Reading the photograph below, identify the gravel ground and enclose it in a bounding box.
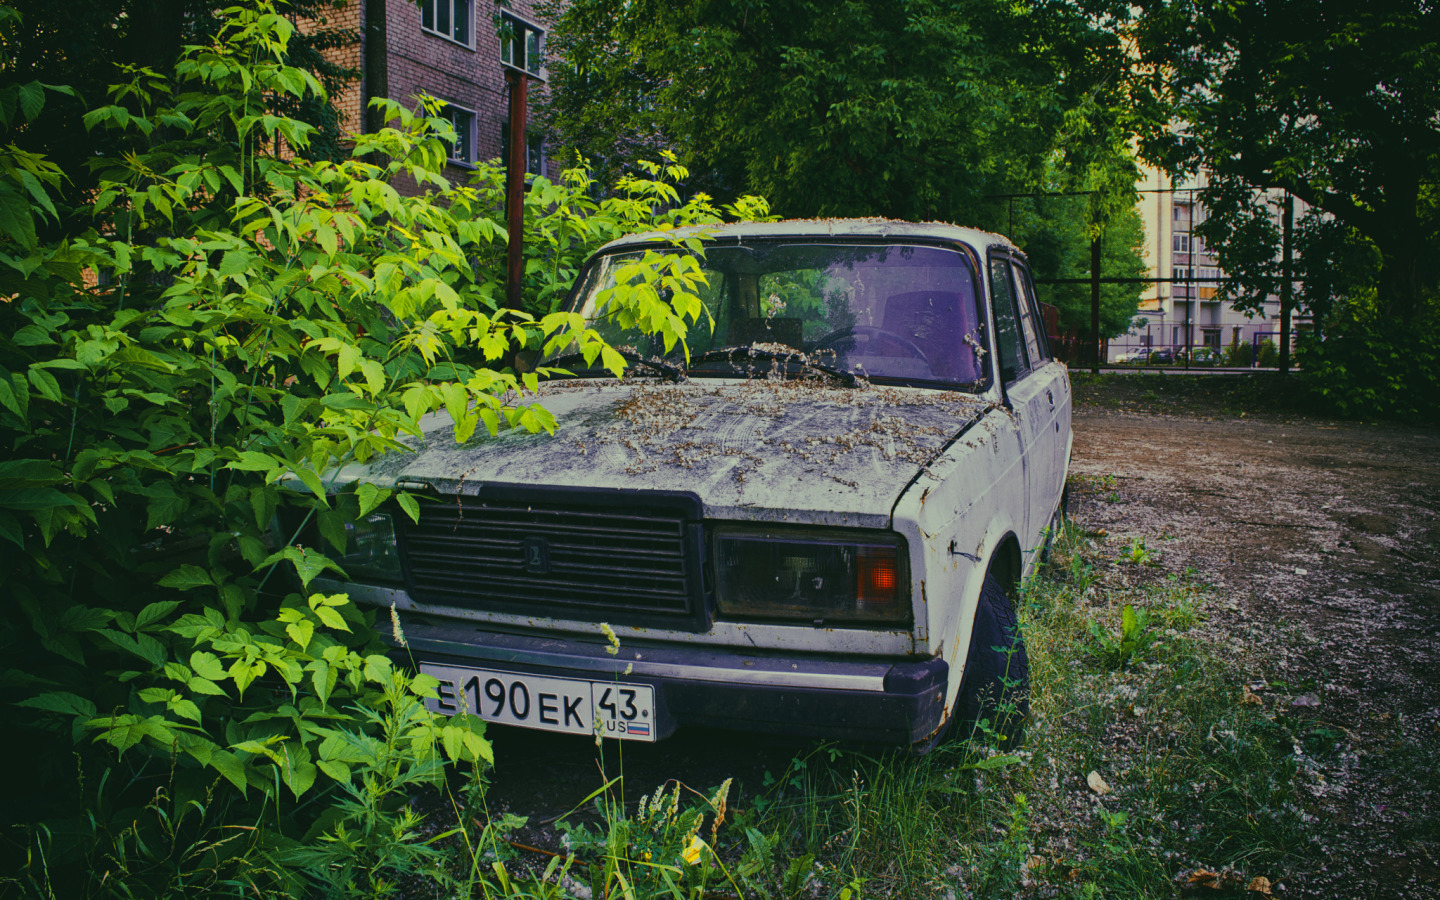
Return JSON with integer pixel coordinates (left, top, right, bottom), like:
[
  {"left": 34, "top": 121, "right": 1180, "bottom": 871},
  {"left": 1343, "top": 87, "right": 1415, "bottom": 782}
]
[{"left": 1067, "top": 391, "right": 1440, "bottom": 899}]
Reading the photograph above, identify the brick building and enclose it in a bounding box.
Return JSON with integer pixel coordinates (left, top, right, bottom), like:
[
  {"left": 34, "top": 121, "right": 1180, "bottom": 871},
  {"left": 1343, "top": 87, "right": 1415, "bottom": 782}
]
[{"left": 305, "top": 0, "right": 551, "bottom": 182}]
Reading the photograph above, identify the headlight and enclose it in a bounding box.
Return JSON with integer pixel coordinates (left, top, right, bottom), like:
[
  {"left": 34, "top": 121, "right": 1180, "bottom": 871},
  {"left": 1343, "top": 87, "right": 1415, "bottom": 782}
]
[
  {"left": 339, "top": 511, "right": 403, "bottom": 584},
  {"left": 713, "top": 526, "right": 910, "bottom": 625}
]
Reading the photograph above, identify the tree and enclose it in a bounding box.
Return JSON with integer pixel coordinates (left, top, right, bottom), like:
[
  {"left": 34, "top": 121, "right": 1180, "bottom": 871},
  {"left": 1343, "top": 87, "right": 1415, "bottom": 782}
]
[
  {"left": 538, "top": 0, "right": 1141, "bottom": 222},
  {"left": 1007, "top": 194, "right": 1149, "bottom": 340},
  {"left": 1131, "top": 0, "right": 1440, "bottom": 327},
  {"left": 0, "top": 0, "right": 358, "bottom": 217}
]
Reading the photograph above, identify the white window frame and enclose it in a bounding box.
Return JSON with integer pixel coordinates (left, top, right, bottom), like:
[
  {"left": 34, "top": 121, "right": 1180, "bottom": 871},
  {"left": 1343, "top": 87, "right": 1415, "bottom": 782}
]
[
  {"left": 438, "top": 101, "right": 476, "bottom": 167},
  {"left": 421, "top": 0, "right": 475, "bottom": 48}
]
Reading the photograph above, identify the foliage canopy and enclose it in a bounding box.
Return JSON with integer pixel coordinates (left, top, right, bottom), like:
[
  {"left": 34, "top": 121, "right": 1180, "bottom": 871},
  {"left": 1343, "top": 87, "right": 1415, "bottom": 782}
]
[
  {"left": 1131, "top": 0, "right": 1439, "bottom": 417},
  {"left": 539, "top": 0, "right": 1150, "bottom": 340}
]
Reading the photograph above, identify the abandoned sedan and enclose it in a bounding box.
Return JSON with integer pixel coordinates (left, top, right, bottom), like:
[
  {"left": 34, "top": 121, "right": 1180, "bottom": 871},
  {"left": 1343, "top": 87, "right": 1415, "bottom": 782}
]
[{"left": 319, "top": 219, "right": 1071, "bottom": 748}]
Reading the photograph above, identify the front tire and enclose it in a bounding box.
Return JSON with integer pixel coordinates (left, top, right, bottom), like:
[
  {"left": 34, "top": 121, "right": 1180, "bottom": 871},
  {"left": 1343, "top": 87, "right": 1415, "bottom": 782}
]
[{"left": 952, "top": 573, "right": 1030, "bottom": 748}]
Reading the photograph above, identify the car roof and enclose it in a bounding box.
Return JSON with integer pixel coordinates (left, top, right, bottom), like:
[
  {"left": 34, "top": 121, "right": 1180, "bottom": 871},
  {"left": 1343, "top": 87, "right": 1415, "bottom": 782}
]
[{"left": 597, "top": 218, "right": 1017, "bottom": 255}]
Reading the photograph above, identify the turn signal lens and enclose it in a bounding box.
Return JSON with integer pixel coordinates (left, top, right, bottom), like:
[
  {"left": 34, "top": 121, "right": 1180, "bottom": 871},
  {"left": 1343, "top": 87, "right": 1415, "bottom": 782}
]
[{"left": 857, "top": 546, "right": 900, "bottom": 612}]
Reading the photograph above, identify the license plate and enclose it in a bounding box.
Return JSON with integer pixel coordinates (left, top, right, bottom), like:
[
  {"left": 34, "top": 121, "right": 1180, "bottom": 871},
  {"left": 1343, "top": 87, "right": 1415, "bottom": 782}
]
[{"left": 420, "top": 663, "right": 658, "bottom": 742}]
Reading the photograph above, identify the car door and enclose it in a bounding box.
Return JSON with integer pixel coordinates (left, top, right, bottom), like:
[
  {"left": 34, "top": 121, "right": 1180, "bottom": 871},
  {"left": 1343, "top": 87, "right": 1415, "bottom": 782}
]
[
  {"left": 987, "top": 253, "right": 1052, "bottom": 562},
  {"left": 1012, "top": 260, "right": 1070, "bottom": 530}
]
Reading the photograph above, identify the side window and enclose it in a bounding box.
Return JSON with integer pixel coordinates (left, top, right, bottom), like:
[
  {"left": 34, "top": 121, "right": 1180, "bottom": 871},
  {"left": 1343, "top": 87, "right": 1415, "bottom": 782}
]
[
  {"left": 1012, "top": 263, "right": 1046, "bottom": 363},
  {"left": 988, "top": 257, "right": 1029, "bottom": 385}
]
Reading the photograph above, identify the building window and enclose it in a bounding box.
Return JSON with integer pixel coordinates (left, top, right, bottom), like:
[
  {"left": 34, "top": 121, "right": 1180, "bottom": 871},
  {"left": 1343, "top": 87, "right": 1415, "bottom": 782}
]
[
  {"left": 422, "top": 0, "right": 473, "bottom": 46},
  {"left": 1172, "top": 233, "right": 1191, "bottom": 253},
  {"left": 440, "top": 103, "right": 475, "bottom": 165},
  {"left": 501, "top": 125, "right": 547, "bottom": 177}
]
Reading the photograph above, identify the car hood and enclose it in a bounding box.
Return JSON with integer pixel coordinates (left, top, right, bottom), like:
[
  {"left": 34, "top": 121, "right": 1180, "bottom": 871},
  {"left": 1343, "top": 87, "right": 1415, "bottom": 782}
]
[{"left": 342, "top": 378, "right": 990, "bottom": 528}]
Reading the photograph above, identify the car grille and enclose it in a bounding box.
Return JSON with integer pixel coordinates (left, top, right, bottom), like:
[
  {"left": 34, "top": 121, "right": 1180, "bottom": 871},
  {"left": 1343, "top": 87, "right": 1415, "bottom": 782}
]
[{"left": 399, "top": 487, "right": 707, "bottom": 631}]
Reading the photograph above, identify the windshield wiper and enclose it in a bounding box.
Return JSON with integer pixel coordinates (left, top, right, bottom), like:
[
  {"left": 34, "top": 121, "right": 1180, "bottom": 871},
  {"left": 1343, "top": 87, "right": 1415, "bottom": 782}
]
[
  {"left": 546, "top": 349, "right": 687, "bottom": 382},
  {"left": 690, "top": 346, "right": 859, "bottom": 386}
]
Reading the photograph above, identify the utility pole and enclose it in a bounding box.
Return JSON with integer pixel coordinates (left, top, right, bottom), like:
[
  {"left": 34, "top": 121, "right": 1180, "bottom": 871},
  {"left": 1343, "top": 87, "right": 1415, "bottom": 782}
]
[
  {"left": 498, "top": 12, "right": 547, "bottom": 312},
  {"left": 504, "top": 71, "right": 528, "bottom": 311},
  {"left": 1090, "top": 236, "right": 1102, "bottom": 374},
  {"left": 1279, "top": 192, "right": 1294, "bottom": 375}
]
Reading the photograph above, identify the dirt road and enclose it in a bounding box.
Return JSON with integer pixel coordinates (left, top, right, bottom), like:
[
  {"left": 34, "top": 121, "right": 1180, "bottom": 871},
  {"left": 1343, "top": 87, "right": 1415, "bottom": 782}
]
[{"left": 1068, "top": 402, "right": 1440, "bottom": 898}]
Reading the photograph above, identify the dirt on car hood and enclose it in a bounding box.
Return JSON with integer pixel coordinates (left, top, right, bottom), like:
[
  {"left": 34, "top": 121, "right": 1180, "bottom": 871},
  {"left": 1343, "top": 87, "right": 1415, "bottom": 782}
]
[{"left": 347, "top": 378, "right": 991, "bottom": 528}]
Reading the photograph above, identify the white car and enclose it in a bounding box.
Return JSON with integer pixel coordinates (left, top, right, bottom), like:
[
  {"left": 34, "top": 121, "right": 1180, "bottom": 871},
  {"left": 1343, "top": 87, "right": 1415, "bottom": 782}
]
[{"left": 319, "top": 220, "right": 1072, "bottom": 748}]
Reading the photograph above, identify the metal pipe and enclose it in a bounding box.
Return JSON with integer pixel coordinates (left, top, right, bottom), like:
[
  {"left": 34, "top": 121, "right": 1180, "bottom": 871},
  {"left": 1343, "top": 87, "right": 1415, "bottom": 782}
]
[{"left": 505, "top": 70, "right": 528, "bottom": 311}]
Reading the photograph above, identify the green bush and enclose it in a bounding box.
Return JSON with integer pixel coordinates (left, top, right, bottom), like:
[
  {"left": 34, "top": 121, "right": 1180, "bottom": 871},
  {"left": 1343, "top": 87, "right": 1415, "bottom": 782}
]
[
  {"left": 1297, "top": 308, "right": 1440, "bottom": 422},
  {"left": 1255, "top": 337, "right": 1279, "bottom": 368},
  {"left": 1223, "top": 336, "right": 1253, "bottom": 367},
  {"left": 0, "top": 4, "right": 766, "bottom": 894}
]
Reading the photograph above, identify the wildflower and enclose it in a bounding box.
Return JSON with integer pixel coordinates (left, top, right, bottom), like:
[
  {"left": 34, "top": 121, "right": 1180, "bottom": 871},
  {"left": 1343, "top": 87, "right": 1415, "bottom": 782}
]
[
  {"left": 600, "top": 622, "right": 620, "bottom": 656},
  {"left": 390, "top": 602, "right": 407, "bottom": 648},
  {"left": 709, "top": 777, "right": 733, "bottom": 841}
]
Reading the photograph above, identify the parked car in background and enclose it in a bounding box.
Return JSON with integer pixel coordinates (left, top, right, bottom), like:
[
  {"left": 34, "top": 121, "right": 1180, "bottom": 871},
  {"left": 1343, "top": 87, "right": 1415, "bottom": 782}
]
[
  {"left": 1113, "top": 349, "right": 1149, "bottom": 364},
  {"left": 310, "top": 220, "right": 1072, "bottom": 750},
  {"left": 1146, "top": 347, "right": 1176, "bottom": 365},
  {"left": 1179, "top": 346, "right": 1220, "bottom": 366}
]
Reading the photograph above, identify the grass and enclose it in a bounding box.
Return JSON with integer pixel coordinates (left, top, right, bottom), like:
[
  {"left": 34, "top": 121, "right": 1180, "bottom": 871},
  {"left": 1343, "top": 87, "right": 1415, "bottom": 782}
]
[
  {"left": 18, "top": 521, "right": 1319, "bottom": 898},
  {"left": 1069, "top": 371, "right": 1316, "bottom": 420},
  {"left": 702, "top": 520, "right": 1319, "bottom": 899}
]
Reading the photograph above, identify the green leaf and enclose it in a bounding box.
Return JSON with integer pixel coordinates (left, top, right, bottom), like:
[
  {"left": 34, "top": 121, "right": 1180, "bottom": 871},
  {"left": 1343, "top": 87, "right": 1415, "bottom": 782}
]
[
  {"left": 295, "top": 467, "right": 326, "bottom": 502},
  {"left": 309, "top": 661, "right": 336, "bottom": 707},
  {"left": 135, "top": 601, "right": 182, "bottom": 631},
  {"left": 187, "top": 676, "right": 228, "bottom": 697},
  {"left": 228, "top": 450, "right": 277, "bottom": 472},
  {"left": 209, "top": 748, "right": 249, "bottom": 792},
  {"left": 317, "top": 509, "right": 346, "bottom": 554},
  {"left": 18, "top": 691, "right": 97, "bottom": 719},
  {"left": 190, "top": 650, "right": 227, "bottom": 680},
  {"left": 286, "top": 618, "right": 315, "bottom": 649},
  {"left": 169, "top": 697, "right": 202, "bottom": 724},
  {"left": 0, "top": 511, "right": 22, "bottom": 548},
  {"left": 263, "top": 546, "right": 343, "bottom": 590},
  {"left": 397, "top": 491, "right": 420, "bottom": 524},
  {"left": 159, "top": 565, "right": 213, "bottom": 592},
  {"left": 26, "top": 367, "right": 62, "bottom": 403},
  {"left": 279, "top": 743, "right": 317, "bottom": 798},
  {"left": 12, "top": 324, "right": 54, "bottom": 346},
  {"left": 313, "top": 605, "right": 349, "bottom": 632},
  {"left": 0, "top": 488, "right": 71, "bottom": 511},
  {"left": 356, "top": 483, "right": 391, "bottom": 518}
]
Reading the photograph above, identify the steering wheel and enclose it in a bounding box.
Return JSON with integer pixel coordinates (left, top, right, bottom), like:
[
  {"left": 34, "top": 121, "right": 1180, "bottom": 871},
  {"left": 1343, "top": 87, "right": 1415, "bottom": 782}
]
[{"left": 813, "top": 325, "right": 931, "bottom": 366}]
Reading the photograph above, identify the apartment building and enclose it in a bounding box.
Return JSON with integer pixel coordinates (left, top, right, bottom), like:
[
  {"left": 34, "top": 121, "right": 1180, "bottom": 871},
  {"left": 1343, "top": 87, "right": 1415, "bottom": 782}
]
[
  {"left": 1119, "top": 165, "right": 1303, "bottom": 363},
  {"left": 308, "top": 0, "right": 551, "bottom": 184}
]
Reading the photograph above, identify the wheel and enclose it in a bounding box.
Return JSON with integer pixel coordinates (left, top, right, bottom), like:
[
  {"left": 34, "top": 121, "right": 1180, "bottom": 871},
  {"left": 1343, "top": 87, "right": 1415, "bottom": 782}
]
[
  {"left": 952, "top": 573, "right": 1029, "bottom": 748},
  {"left": 813, "top": 325, "right": 930, "bottom": 365}
]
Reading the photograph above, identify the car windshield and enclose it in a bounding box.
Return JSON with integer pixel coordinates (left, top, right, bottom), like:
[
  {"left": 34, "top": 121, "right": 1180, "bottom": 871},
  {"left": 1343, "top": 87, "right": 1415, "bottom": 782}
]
[{"left": 552, "top": 241, "right": 989, "bottom": 389}]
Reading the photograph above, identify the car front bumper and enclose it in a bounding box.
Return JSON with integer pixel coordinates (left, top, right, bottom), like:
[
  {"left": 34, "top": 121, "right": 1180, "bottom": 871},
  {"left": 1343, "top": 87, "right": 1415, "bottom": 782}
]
[{"left": 394, "top": 618, "right": 949, "bottom": 745}]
